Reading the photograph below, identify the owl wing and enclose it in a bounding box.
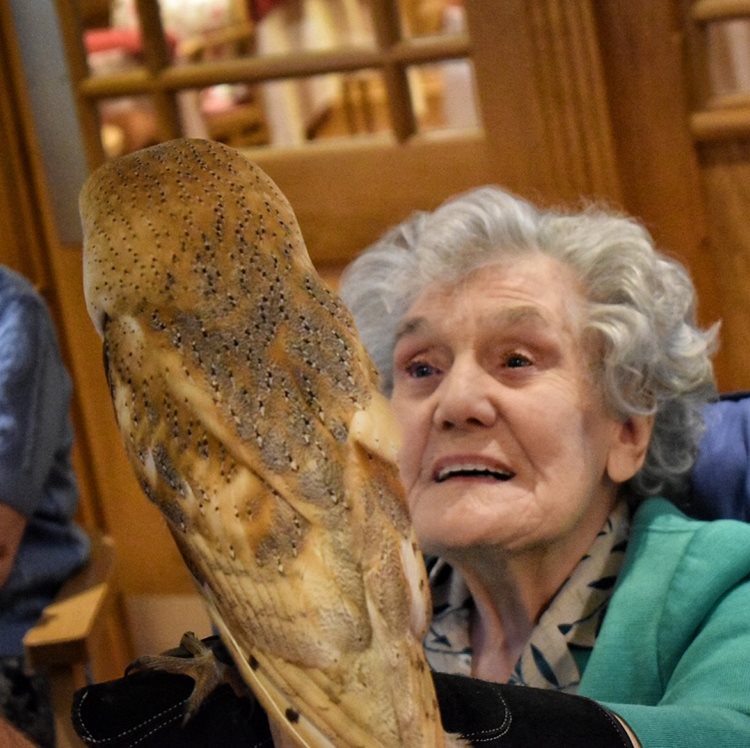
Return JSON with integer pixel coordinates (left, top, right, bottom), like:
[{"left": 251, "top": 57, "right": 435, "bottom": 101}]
[
  {"left": 103, "top": 310, "right": 438, "bottom": 747},
  {"left": 84, "top": 137, "right": 444, "bottom": 747}
]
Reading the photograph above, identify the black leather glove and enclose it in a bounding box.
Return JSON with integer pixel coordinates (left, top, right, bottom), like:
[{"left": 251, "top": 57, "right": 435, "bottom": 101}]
[
  {"left": 72, "top": 637, "right": 273, "bottom": 748},
  {"left": 433, "top": 671, "right": 634, "bottom": 746},
  {"left": 72, "top": 638, "right": 633, "bottom": 747}
]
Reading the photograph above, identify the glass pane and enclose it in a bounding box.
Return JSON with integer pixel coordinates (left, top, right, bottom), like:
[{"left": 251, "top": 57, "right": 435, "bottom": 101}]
[
  {"left": 83, "top": 1, "right": 482, "bottom": 151},
  {"left": 195, "top": 83, "right": 269, "bottom": 146},
  {"left": 112, "top": 0, "right": 247, "bottom": 45},
  {"left": 707, "top": 19, "right": 750, "bottom": 98},
  {"left": 264, "top": 70, "right": 391, "bottom": 145},
  {"left": 186, "top": 72, "right": 393, "bottom": 150},
  {"left": 409, "top": 59, "right": 480, "bottom": 133},
  {"left": 398, "top": 0, "right": 467, "bottom": 39},
  {"left": 85, "top": 26, "right": 146, "bottom": 80},
  {"left": 98, "top": 95, "right": 160, "bottom": 158},
  {"left": 83, "top": 0, "right": 256, "bottom": 69},
  {"left": 254, "top": 0, "right": 376, "bottom": 57}
]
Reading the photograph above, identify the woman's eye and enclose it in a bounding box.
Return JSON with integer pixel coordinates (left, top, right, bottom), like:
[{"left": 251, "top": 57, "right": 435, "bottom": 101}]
[
  {"left": 504, "top": 353, "right": 533, "bottom": 369},
  {"left": 406, "top": 361, "right": 436, "bottom": 378}
]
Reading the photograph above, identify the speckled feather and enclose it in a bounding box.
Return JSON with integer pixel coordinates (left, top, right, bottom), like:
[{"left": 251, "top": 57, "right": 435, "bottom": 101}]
[{"left": 80, "top": 139, "right": 447, "bottom": 746}]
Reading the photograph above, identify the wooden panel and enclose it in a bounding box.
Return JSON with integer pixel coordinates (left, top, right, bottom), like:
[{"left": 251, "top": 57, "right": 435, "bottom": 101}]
[
  {"left": 698, "top": 141, "right": 750, "bottom": 391},
  {"left": 466, "top": 0, "right": 620, "bottom": 202},
  {"left": 247, "top": 132, "right": 494, "bottom": 265},
  {"left": 0, "top": 7, "right": 49, "bottom": 286},
  {"left": 527, "top": 0, "right": 621, "bottom": 200},
  {"left": 686, "top": 0, "right": 750, "bottom": 142},
  {"left": 677, "top": 0, "right": 750, "bottom": 390},
  {"left": 593, "top": 0, "right": 723, "bottom": 338}
]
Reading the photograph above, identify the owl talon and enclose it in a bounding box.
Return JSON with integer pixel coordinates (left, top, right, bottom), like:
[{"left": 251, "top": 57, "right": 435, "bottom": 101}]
[
  {"left": 127, "top": 631, "right": 224, "bottom": 721},
  {"left": 177, "top": 630, "right": 211, "bottom": 658}
]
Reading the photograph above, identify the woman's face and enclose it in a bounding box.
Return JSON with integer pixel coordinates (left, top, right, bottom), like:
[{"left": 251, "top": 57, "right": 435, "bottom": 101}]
[{"left": 391, "top": 255, "right": 646, "bottom": 560}]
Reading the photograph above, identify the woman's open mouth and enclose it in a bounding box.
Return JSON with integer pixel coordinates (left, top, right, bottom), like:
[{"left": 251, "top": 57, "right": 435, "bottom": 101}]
[{"left": 434, "top": 462, "right": 515, "bottom": 482}]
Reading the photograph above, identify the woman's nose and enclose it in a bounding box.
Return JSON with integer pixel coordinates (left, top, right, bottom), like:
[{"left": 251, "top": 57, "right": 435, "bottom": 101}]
[{"left": 432, "top": 358, "right": 497, "bottom": 430}]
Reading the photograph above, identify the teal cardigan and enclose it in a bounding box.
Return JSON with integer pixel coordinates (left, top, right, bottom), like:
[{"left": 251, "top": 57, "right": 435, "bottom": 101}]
[{"left": 579, "top": 498, "right": 750, "bottom": 747}]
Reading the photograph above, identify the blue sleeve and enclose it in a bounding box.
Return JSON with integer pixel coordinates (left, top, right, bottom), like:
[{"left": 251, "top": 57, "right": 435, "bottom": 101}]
[
  {"left": 689, "top": 394, "right": 750, "bottom": 522},
  {"left": 0, "top": 297, "right": 69, "bottom": 517}
]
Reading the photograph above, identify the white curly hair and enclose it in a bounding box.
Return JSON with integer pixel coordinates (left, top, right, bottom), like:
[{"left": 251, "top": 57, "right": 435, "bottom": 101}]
[{"left": 339, "top": 186, "right": 719, "bottom": 500}]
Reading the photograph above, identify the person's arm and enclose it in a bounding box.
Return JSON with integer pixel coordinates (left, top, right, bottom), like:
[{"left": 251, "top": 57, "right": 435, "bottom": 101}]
[
  {"left": 587, "top": 515, "right": 750, "bottom": 747},
  {"left": 0, "top": 298, "right": 44, "bottom": 590},
  {"left": 599, "top": 574, "right": 750, "bottom": 747},
  {"left": 0, "top": 501, "right": 27, "bottom": 588},
  {"left": 0, "top": 296, "right": 66, "bottom": 539}
]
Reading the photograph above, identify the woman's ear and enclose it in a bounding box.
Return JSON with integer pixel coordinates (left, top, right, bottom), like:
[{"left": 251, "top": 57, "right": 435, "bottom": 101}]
[{"left": 606, "top": 414, "right": 655, "bottom": 484}]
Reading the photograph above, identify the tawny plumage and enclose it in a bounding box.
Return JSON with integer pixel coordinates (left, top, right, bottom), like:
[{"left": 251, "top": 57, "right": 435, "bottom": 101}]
[{"left": 80, "top": 139, "right": 447, "bottom": 746}]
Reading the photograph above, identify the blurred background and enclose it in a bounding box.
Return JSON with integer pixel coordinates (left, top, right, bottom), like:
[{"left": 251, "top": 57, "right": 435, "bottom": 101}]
[{"left": 2, "top": 0, "right": 750, "bottom": 709}]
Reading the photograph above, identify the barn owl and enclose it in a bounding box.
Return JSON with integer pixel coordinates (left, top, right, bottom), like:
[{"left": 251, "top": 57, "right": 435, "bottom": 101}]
[{"left": 80, "top": 139, "right": 453, "bottom": 746}]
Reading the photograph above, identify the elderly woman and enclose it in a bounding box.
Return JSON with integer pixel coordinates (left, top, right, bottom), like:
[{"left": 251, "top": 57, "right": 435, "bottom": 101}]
[
  {"left": 338, "top": 186, "right": 750, "bottom": 746},
  {"left": 73, "top": 187, "right": 750, "bottom": 747}
]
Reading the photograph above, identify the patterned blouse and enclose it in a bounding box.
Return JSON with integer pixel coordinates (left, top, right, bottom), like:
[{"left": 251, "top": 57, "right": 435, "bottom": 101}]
[{"left": 424, "top": 501, "right": 631, "bottom": 693}]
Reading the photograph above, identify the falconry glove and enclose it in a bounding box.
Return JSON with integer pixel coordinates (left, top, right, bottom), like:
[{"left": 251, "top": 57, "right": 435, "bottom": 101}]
[{"left": 72, "top": 636, "right": 634, "bottom": 747}]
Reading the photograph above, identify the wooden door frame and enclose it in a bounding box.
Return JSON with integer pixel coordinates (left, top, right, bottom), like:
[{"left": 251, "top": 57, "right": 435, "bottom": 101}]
[{"left": 0, "top": 0, "right": 133, "bottom": 674}]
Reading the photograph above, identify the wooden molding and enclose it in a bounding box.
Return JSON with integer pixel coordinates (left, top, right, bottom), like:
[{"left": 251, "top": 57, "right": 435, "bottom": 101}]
[
  {"left": 693, "top": 0, "right": 750, "bottom": 23},
  {"left": 692, "top": 105, "right": 750, "bottom": 140},
  {"left": 465, "top": 0, "right": 621, "bottom": 202}
]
